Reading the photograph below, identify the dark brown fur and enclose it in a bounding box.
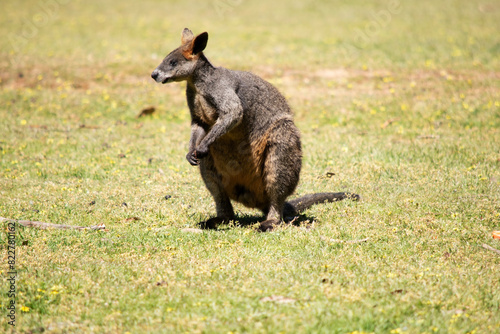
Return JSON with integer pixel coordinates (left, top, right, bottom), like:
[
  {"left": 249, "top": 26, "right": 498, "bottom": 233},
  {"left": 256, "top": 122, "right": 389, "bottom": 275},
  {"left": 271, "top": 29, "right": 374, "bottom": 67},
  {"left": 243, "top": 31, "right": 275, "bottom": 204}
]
[{"left": 151, "top": 28, "right": 359, "bottom": 231}]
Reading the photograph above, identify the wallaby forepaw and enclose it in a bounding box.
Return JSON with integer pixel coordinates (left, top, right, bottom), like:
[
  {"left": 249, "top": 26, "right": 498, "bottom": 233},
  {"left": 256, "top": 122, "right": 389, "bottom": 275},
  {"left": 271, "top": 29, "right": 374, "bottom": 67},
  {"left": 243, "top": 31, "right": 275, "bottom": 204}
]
[
  {"left": 258, "top": 219, "right": 280, "bottom": 232},
  {"left": 186, "top": 151, "right": 200, "bottom": 166},
  {"left": 194, "top": 145, "right": 209, "bottom": 159}
]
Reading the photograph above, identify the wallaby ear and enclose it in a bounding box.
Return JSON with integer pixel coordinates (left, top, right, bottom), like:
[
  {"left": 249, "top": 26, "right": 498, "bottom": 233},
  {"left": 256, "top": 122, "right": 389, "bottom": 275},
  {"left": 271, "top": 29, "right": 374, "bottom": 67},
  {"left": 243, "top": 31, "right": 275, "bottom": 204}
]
[
  {"left": 191, "top": 32, "right": 208, "bottom": 55},
  {"left": 181, "top": 28, "right": 194, "bottom": 44}
]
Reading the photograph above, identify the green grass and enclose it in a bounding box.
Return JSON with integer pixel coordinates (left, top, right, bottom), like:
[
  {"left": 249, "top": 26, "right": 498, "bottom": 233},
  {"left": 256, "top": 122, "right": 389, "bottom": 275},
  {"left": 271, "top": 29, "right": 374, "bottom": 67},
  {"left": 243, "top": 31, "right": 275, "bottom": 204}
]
[{"left": 1, "top": 0, "right": 499, "bottom": 333}]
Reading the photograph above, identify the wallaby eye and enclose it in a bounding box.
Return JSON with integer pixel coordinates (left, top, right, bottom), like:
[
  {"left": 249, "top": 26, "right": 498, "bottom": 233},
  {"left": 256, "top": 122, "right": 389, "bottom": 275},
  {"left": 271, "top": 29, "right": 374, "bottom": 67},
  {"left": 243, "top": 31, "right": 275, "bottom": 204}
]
[{"left": 169, "top": 60, "right": 178, "bottom": 67}]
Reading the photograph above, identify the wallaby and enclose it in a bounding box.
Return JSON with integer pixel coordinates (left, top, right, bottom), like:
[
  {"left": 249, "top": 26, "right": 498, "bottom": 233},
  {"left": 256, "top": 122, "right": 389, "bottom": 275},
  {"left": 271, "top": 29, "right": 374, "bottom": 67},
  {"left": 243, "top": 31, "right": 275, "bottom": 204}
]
[{"left": 151, "top": 28, "right": 359, "bottom": 231}]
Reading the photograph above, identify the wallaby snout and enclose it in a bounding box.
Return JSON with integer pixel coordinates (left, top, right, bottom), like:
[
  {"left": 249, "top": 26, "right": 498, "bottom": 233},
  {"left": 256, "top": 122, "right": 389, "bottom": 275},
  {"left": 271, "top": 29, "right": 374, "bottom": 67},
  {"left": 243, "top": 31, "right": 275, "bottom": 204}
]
[
  {"left": 151, "top": 53, "right": 185, "bottom": 84},
  {"left": 151, "top": 68, "right": 171, "bottom": 84},
  {"left": 151, "top": 70, "right": 160, "bottom": 81}
]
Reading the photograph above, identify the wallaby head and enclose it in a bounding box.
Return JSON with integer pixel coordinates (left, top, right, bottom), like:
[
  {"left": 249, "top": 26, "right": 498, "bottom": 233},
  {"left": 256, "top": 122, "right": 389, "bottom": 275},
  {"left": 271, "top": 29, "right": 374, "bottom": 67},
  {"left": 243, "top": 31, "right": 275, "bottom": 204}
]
[{"left": 151, "top": 28, "right": 209, "bottom": 84}]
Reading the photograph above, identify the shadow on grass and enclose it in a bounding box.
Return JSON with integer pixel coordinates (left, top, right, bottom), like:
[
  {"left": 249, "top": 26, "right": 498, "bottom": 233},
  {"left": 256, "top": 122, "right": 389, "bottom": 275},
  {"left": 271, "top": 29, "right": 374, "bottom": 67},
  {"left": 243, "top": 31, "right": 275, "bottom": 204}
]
[{"left": 200, "top": 213, "right": 316, "bottom": 231}]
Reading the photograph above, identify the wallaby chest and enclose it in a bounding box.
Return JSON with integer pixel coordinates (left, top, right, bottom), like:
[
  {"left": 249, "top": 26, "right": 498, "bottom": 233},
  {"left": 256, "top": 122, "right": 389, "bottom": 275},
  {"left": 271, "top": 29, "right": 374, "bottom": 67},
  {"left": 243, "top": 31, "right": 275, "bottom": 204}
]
[{"left": 192, "top": 92, "right": 218, "bottom": 127}]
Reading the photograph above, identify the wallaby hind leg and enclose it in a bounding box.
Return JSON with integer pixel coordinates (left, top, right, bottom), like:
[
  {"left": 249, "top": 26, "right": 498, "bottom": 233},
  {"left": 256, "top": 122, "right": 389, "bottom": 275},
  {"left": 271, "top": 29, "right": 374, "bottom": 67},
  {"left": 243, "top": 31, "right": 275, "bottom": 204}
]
[
  {"left": 259, "top": 120, "right": 302, "bottom": 232},
  {"left": 199, "top": 155, "right": 235, "bottom": 229}
]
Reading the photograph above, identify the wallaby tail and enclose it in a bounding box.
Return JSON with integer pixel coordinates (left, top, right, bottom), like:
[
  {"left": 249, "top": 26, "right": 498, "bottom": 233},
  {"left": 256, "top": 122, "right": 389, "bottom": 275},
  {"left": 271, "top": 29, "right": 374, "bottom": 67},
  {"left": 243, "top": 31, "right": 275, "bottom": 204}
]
[{"left": 283, "top": 192, "right": 360, "bottom": 217}]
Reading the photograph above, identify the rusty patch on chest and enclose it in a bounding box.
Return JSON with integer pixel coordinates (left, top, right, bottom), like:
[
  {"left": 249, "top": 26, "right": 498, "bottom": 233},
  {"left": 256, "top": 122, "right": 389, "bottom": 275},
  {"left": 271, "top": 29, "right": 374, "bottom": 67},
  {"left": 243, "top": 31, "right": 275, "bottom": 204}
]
[{"left": 194, "top": 94, "right": 218, "bottom": 126}]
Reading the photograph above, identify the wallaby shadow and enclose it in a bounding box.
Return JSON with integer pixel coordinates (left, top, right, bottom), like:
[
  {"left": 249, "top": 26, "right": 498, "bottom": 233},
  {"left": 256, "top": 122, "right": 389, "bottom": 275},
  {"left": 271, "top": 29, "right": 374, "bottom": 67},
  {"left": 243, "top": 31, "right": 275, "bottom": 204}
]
[{"left": 206, "top": 213, "right": 316, "bottom": 231}]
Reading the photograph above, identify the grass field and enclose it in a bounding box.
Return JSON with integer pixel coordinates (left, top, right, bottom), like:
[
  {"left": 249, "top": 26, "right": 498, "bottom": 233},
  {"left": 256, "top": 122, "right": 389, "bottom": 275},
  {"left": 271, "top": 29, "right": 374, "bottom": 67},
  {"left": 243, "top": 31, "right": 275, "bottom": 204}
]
[{"left": 1, "top": 0, "right": 499, "bottom": 333}]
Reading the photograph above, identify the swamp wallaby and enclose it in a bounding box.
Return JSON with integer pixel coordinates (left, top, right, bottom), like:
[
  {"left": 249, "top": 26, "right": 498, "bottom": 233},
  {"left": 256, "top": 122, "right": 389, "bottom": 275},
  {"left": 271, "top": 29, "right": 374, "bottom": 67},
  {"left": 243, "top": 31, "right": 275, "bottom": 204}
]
[{"left": 151, "top": 28, "right": 359, "bottom": 231}]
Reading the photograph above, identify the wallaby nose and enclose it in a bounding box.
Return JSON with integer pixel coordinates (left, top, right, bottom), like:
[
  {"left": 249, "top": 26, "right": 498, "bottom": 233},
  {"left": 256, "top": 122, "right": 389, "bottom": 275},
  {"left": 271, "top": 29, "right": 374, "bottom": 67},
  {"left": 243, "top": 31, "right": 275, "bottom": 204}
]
[{"left": 151, "top": 71, "right": 159, "bottom": 81}]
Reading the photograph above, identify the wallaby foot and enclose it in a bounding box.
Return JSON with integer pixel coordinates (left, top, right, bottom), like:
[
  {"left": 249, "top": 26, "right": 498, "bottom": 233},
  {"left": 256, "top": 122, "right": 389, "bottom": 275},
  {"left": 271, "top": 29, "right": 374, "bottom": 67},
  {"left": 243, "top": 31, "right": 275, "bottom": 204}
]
[
  {"left": 199, "top": 217, "right": 230, "bottom": 230},
  {"left": 258, "top": 219, "right": 280, "bottom": 232}
]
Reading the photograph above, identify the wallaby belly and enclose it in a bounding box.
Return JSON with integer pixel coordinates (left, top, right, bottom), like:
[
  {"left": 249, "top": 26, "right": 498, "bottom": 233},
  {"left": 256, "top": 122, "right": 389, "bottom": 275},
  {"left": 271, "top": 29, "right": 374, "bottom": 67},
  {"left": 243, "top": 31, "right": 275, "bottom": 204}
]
[{"left": 209, "top": 135, "right": 269, "bottom": 210}]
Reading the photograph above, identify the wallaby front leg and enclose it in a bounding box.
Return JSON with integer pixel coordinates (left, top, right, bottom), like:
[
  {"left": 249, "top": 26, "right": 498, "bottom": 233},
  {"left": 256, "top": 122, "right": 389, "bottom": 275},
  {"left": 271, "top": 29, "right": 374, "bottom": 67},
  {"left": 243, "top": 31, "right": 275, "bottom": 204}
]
[
  {"left": 195, "top": 90, "right": 243, "bottom": 158},
  {"left": 186, "top": 123, "right": 206, "bottom": 166}
]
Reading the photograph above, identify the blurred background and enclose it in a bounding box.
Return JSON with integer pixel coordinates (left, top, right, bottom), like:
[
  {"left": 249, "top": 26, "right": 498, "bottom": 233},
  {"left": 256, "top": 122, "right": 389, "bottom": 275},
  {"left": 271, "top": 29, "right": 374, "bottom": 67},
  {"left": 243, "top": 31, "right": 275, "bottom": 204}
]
[
  {"left": 2, "top": 0, "right": 499, "bottom": 73},
  {"left": 1, "top": 0, "right": 498, "bottom": 127}
]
